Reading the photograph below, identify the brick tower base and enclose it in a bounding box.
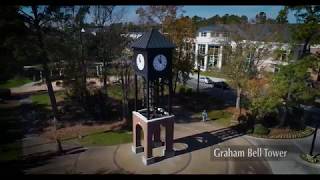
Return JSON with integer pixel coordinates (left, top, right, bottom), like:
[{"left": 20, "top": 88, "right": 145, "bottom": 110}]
[{"left": 132, "top": 109, "right": 175, "bottom": 165}]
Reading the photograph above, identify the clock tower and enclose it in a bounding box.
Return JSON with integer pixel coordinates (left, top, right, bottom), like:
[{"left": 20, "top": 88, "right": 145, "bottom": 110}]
[{"left": 131, "top": 29, "right": 176, "bottom": 165}]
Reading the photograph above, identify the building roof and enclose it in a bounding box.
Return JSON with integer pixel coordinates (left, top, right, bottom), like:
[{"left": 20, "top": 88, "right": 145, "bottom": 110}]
[
  {"left": 130, "top": 29, "right": 176, "bottom": 49},
  {"left": 197, "top": 24, "right": 292, "bottom": 42}
]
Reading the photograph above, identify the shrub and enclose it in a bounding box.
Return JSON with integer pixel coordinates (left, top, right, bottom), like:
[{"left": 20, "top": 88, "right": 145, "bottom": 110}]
[
  {"left": 253, "top": 124, "right": 270, "bottom": 135},
  {"left": 179, "top": 86, "right": 186, "bottom": 94},
  {"left": 186, "top": 88, "right": 193, "bottom": 95},
  {"left": 300, "top": 153, "right": 320, "bottom": 164},
  {"left": 246, "top": 129, "right": 253, "bottom": 134},
  {"left": 288, "top": 106, "right": 305, "bottom": 130},
  {"left": 250, "top": 96, "right": 281, "bottom": 122}
]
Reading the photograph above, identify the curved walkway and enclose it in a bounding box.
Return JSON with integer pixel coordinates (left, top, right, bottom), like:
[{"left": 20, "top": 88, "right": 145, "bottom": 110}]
[
  {"left": 243, "top": 131, "right": 320, "bottom": 174},
  {"left": 24, "top": 121, "right": 273, "bottom": 174}
]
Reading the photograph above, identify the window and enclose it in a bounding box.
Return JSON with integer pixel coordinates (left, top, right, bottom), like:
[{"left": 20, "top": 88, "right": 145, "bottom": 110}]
[
  {"left": 198, "top": 44, "right": 206, "bottom": 55},
  {"left": 213, "top": 46, "right": 219, "bottom": 66},
  {"left": 201, "top": 32, "right": 207, "bottom": 37},
  {"left": 208, "top": 46, "right": 220, "bottom": 68},
  {"left": 199, "top": 56, "right": 205, "bottom": 68}
]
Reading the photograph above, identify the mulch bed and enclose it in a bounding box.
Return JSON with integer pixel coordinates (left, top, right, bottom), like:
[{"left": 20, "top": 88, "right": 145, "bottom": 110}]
[{"left": 249, "top": 127, "right": 314, "bottom": 139}]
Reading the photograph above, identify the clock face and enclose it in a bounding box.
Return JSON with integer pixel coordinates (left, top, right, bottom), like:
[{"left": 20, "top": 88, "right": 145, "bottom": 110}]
[
  {"left": 153, "top": 54, "right": 167, "bottom": 71},
  {"left": 136, "top": 54, "right": 145, "bottom": 70}
]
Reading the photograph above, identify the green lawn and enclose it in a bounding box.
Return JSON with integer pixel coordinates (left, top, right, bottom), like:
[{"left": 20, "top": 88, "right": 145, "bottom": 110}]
[
  {"left": 0, "top": 106, "right": 23, "bottom": 145},
  {"left": 108, "top": 85, "right": 123, "bottom": 101},
  {"left": 0, "top": 106, "right": 22, "bottom": 162},
  {"left": 0, "top": 77, "right": 32, "bottom": 89},
  {"left": 200, "top": 70, "right": 229, "bottom": 80},
  {"left": 194, "top": 109, "right": 233, "bottom": 126},
  {"left": 0, "top": 142, "right": 22, "bottom": 161},
  {"left": 79, "top": 131, "right": 132, "bottom": 146},
  {"left": 31, "top": 91, "right": 65, "bottom": 106}
]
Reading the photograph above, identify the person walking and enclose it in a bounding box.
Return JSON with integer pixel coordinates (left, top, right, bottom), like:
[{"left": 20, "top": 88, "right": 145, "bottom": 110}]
[{"left": 202, "top": 109, "right": 208, "bottom": 122}]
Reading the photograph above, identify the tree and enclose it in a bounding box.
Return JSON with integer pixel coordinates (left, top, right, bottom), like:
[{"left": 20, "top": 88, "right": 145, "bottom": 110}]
[
  {"left": 136, "top": 6, "right": 184, "bottom": 32},
  {"left": 191, "top": 15, "right": 207, "bottom": 29},
  {"left": 91, "top": 6, "right": 125, "bottom": 92},
  {"left": 288, "top": 6, "right": 320, "bottom": 57},
  {"left": 223, "top": 37, "right": 271, "bottom": 120},
  {"left": 240, "top": 15, "right": 249, "bottom": 24},
  {"left": 270, "top": 56, "right": 317, "bottom": 128},
  {"left": 19, "top": 5, "right": 66, "bottom": 153},
  {"left": 52, "top": 6, "right": 90, "bottom": 104},
  {"left": 114, "top": 34, "right": 133, "bottom": 127},
  {"left": 75, "top": 6, "right": 90, "bottom": 103},
  {"left": 0, "top": 6, "right": 29, "bottom": 82},
  {"left": 276, "top": 7, "right": 289, "bottom": 24},
  {"left": 164, "top": 16, "right": 195, "bottom": 93},
  {"left": 255, "top": 12, "right": 267, "bottom": 24}
]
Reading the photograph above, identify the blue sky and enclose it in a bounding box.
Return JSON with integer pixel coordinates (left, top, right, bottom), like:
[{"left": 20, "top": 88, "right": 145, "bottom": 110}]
[{"left": 121, "top": 5, "right": 296, "bottom": 23}]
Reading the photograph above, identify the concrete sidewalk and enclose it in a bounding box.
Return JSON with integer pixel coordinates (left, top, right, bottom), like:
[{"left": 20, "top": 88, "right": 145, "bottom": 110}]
[
  {"left": 23, "top": 122, "right": 272, "bottom": 174},
  {"left": 244, "top": 131, "right": 320, "bottom": 174}
]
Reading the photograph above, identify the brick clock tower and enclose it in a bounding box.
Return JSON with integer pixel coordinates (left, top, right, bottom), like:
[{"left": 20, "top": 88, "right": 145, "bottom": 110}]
[{"left": 131, "top": 29, "right": 176, "bottom": 165}]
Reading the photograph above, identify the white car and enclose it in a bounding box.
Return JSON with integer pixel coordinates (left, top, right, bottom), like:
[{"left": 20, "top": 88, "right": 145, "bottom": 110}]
[{"left": 199, "top": 77, "right": 214, "bottom": 84}]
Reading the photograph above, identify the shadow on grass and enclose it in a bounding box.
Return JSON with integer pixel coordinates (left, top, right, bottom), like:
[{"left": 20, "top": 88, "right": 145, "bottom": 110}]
[{"left": 0, "top": 105, "right": 25, "bottom": 144}]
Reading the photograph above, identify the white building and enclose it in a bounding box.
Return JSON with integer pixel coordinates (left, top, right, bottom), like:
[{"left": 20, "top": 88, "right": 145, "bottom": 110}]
[
  {"left": 194, "top": 26, "right": 230, "bottom": 71},
  {"left": 193, "top": 25, "right": 304, "bottom": 73}
]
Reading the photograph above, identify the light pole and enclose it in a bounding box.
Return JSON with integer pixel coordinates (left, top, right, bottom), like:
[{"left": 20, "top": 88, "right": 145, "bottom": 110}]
[
  {"left": 80, "top": 28, "right": 86, "bottom": 101},
  {"left": 197, "top": 64, "right": 200, "bottom": 94},
  {"left": 309, "top": 112, "right": 319, "bottom": 156},
  {"left": 77, "top": 27, "right": 86, "bottom": 139}
]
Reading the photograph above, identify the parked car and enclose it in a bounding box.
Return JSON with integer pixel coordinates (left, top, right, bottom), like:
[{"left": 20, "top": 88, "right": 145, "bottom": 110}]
[
  {"left": 213, "top": 81, "right": 230, "bottom": 90},
  {"left": 199, "top": 77, "right": 214, "bottom": 84}
]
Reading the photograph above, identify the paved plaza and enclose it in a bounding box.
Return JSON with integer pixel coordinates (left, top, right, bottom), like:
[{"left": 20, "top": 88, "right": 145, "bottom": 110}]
[{"left": 22, "top": 120, "right": 320, "bottom": 174}]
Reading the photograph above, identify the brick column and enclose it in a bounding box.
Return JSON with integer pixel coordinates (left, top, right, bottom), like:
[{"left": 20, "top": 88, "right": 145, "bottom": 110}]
[
  {"left": 164, "top": 120, "right": 174, "bottom": 157},
  {"left": 132, "top": 113, "right": 143, "bottom": 154},
  {"left": 153, "top": 124, "right": 162, "bottom": 147},
  {"left": 144, "top": 125, "right": 153, "bottom": 159}
]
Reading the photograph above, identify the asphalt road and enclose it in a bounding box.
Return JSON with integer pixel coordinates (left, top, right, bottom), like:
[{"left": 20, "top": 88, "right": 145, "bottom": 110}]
[{"left": 185, "top": 74, "right": 236, "bottom": 106}]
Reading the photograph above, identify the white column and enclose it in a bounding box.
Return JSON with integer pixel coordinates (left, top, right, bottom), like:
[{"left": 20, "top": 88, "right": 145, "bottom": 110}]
[
  {"left": 218, "top": 45, "right": 223, "bottom": 69},
  {"left": 40, "top": 71, "right": 43, "bottom": 81},
  {"left": 194, "top": 43, "right": 198, "bottom": 68},
  {"left": 204, "top": 44, "right": 208, "bottom": 71},
  {"left": 96, "top": 66, "right": 99, "bottom": 76}
]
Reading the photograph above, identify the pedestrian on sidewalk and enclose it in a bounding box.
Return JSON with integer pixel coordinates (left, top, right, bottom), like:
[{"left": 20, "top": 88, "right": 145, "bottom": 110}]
[{"left": 202, "top": 109, "right": 208, "bottom": 122}]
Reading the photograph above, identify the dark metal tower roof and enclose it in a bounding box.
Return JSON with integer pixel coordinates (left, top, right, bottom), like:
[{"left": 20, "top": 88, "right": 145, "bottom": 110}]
[{"left": 130, "top": 29, "right": 176, "bottom": 49}]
